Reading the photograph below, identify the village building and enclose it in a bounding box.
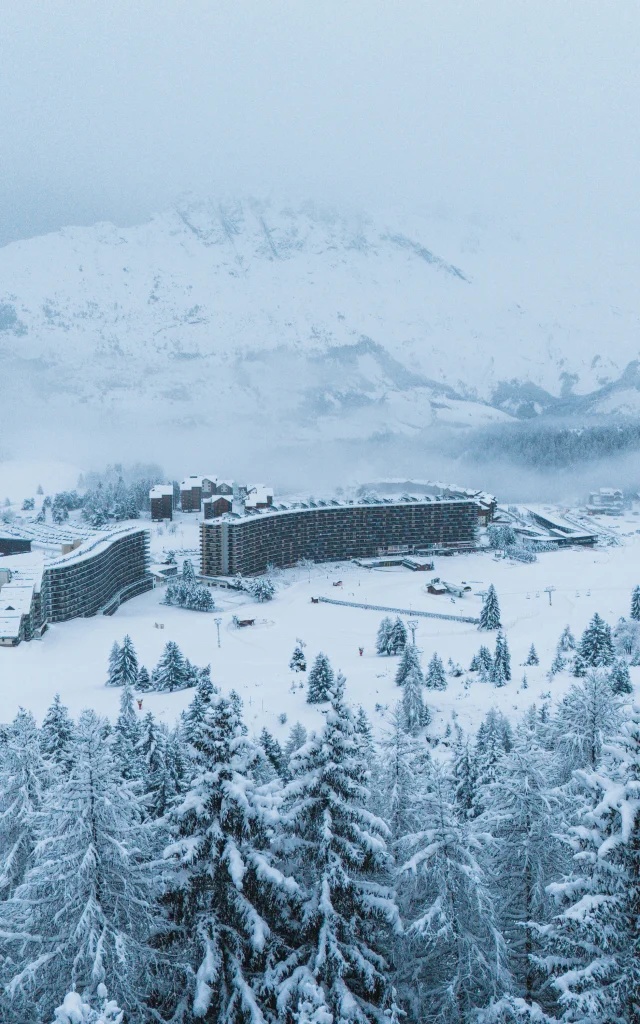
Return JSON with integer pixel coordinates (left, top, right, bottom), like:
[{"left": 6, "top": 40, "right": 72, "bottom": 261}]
[
  {"left": 203, "top": 495, "right": 233, "bottom": 519},
  {"left": 180, "top": 476, "right": 203, "bottom": 512},
  {"left": 586, "top": 488, "right": 625, "bottom": 515},
  {"left": 0, "top": 568, "right": 46, "bottom": 646},
  {"left": 0, "top": 533, "right": 32, "bottom": 555},
  {"left": 201, "top": 495, "right": 479, "bottom": 577},
  {"left": 150, "top": 484, "right": 174, "bottom": 521}
]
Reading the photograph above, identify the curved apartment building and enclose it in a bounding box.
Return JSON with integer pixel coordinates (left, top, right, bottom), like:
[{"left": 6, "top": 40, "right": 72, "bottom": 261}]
[
  {"left": 201, "top": 497, "right": 479, "bottom": 577},
  {"left": 42, "top": 527, "right": 152, "bottom": 621}
]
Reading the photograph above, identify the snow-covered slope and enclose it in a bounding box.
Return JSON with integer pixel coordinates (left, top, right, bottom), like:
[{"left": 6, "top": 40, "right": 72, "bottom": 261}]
[{"left": 2, "top": 197, "right": 640, "bottom": 446}]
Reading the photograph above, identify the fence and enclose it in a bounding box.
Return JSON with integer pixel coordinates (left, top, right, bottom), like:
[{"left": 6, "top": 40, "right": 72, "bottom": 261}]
[{"left": 315, "top": 596, "right": 479, "bottom": 625}]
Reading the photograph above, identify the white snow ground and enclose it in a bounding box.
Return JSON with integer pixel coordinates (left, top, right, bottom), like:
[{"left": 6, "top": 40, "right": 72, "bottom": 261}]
[{"left": 1, "top": 509, "right": 639, "bottom": 742}]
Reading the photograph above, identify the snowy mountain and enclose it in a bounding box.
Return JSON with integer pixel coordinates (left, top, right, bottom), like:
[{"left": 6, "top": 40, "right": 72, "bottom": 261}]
[{"left": 2, "top": 196, "right": 640, "bottom": 450}]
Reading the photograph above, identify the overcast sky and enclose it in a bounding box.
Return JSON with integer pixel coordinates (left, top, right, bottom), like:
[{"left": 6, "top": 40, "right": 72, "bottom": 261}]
[{"left": 2, "top": 0, "right": 639, "bottom": 246}]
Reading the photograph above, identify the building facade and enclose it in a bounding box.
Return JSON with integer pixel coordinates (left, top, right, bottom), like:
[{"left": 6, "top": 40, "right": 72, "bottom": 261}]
[
  {"left": 201, "top": 498, "right": 478, "bottom": 577},
  {"left": 150, "top": 485, "right": 174, "bottom": 521},
  {"left": 0, "top": 534, "right": 32, "bottom": 555},
  {"left": 180, "top": 476, "right": 203, "bottom": 512},
  {"left": 42, "top": 528, "right": 152, "bottom": 621},
  {"left": 203, "top": 496, "right": 232, "bottom": 519}
]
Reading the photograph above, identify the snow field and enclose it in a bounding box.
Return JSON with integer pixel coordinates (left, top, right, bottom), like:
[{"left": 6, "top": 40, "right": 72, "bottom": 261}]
[{"left": 1, "top": 510, "right": 639, "bottom": 739}]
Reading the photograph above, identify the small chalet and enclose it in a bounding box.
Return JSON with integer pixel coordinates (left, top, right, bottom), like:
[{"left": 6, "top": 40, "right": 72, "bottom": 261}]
[{"left": 427, "top": 578, "right": 447, "bottom": 595}]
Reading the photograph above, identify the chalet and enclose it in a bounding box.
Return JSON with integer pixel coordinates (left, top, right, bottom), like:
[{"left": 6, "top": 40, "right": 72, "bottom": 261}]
[
  {"left": 180, "top": 476, "right": 203, "bottom": 512},
  {"left": 150, "top": 485, "right": 174, "bottom": 521},
  {"left": 245, "top": 484, "right": 274, "bottom": 510},
  {"left": 203, "top": 496, "right": 232, "bottom": 519},
  {"left": 427, "top": 579, "right": 447, "bottom": 595}
]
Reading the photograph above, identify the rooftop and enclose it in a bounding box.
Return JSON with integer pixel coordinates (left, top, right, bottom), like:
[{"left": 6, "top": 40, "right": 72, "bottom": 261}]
[{"left": 203, "top": 493, "right": 478, "bottom": 526}]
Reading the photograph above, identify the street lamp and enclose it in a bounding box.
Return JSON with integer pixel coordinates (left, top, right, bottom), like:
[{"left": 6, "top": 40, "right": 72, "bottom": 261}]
[{"left": 214, "top": 617, "right": 222, "bottom": 648}]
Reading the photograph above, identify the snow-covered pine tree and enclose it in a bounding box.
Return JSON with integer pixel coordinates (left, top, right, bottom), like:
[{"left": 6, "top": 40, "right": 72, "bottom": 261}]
[
  {"left": 553, "top": 670, "right": 624, "bottom": 775},
  {"left": 631, "top": 584, "right": 640, "bottom": 621},
  {"left": 183, "top": 657, "right": 200, "bottom": 688},
  {"left": 272, "top": 673, "right": 400, "bottom": 1024},
  {"left": 2, "top": 709, "right": 164, "bottom": 1022},
  {"left": 284, "top": 722, "right": 307, "bottom": 769},
  {"left": 493, "top": 630, "right": 512, "bottom": 682},
  {"left": 354, "top": 705, "right": 375, "bottom": 757},
  {"left": 182, "top": 558, "right": 196, "bottom": 582},
  {"left": 395, "top": 643, "right": 424, "bottom": 687},
  {"left": 402, "top": 667, "right": 429, "bottom": 735},
  {"left": 452, "top": 734, "right": 478, "bottom": 818},
  {"left": 0, "top": 709, "right": 48, "bottom": 896},
  {"left": 388, "top": 616, "right": 408, "bottom": 654},
  {"left": 425, "top": 652, "right": 447, "bottom": 690},
  {"left": 49, "top": 986, "right": 123, "bottom": 1024},
  {"left": 549, "top": 645, "right": 566, "bottom": 678},
  {"left": 136, "top": 712, "right": 176, "bottom": 819},
  {"left": 137, "top": 665, "right": 151, "bottom": 691},
  {"left": 154, "top": 641, "right": 189, "bottom": 692},
  {"left": 111, "top": 684, "right": 142, "bottom": 781},
  {"left": 534, "top": 705, "right": 640, "bottom": 1021},
  {"left": 376, "top": 616, "right": 395, "bottom": 656},
  {"left": 399, "top": 760, "right": 510, "bottom": 1022},
  {"left": 260, "top": 728, "right": 287, "bottom": 779},
  {"left": 525, "top": 643, "right": 539, "bottom": 666},
  {"left": 246, "top": 576, "right": 276, "bottom": 602},
  {"left": 105, "top": 641, "right": 121, "bottom": 687},
  {"left": 289, "top": 644, "right": 307, "bottom": 672},
  {"left": 473, "top": 709, "right": 512, "bottom": 811},
  {"left": 40, "top": 693, "right": 74, "bottom": 773},
  {"left": 162, "top": 693, "right": 296, "bottom": 1022},
  {"left": 478, "top": 733, "right": 567, "bottom": 1002},
  {"left": 558, "top": 624, "right": 576, "bottom": 652},
  {"left": 116, "top": 634, "right": 138, "bottom": 688},
  {"left": 578, "top": 612, "right": 615, "bottom": 668},
  {"left": 377, "top": 707, "right": 431, "bottom": 846},
  {"left": 479, "top": 583, "right": 502, "bottom": 631},
  {"left": 610, "top": 658, "right": 633, "bottom": 695},
  {"left": 306, "top": 651, "right": 334, "bottom": 703}
]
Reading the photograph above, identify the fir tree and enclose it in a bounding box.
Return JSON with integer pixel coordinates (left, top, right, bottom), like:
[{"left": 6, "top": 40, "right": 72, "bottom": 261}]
[
  {"left": 260, "top": 728, "right": 287, "bottom": 779},
  {"left": 525, "top": 643, "right": 539, "bottom": 666},
  {"left": 395, "top": 643, "right": 424, "bottom": 687},
  {"left": 399, "top": 761, "right": 510, "bottom": 1022},
  {"left": 137, "top": 712, "right": 175, "bottom": 818},
  {"left": 2, "top": 710, "right": 163, "bottom": 1022},
  {"left": 376, "top": 616, "right": 394, "bottom": 656},
  {"left": 112, "top": 684, "right": 142, "bottom": 781},
  {"left": 631, "top": 584, "right": 640, "bottom": 621},
  {"left": 354, "top": 705, "right": 375, "bottom": 757},
  {"left": 306, "top": 652, "right": 334, "bottom": 703},
  {"left": 452, "top": 734, "right": 478, "bottom": 818},
  {"left": 479, "top": 733, "right": 567, "bottom": 1002},
  {"left": 388, "top": 616, "right": 408, "bottom": 654},
  {"left": 378, "top": 707, "right": 430, "bottom": 843},
  {"left": 558, "top": 624, "right": 576, "bottom": 652},
  {"left": 425, "top": 652, "right": 447, "bottom": 690},
  {"left": 534, "top": 706, "right": 640, "bottom": 1021},
  {"left": 479, "top": 583, "right": 502, "bottom": 631},
  {"left": 154, "top": 641, "right": 189, "bottom": 692},
  {"left": 578, "top": 612, "right": 615, "bottom": 668},
  {"left": 39, "top": 693, "right": 74, "bottom": 773},
  {"left": 163, "top": 694, "right": 296, "bottom": 1022},
  {"left": 105, "top": 641, "right": 121, "bottom": 687},
  {"left": 553, "top": 670, "right": 624, "bottom": 774},
  {"left": 493, "top": 630, "right": 512, "bottom": 683},
  {"left": 182, "top": 558, "right": 196, "bottom": 582},
  {"left": 0, "top": 709, "right": 48, "bottom": 896},
  {"left": 289, "top": 644, "right": 307, "bottom": 672},
  {"left": 284, "top": 722, "right": 307, "bottom": 768},
  {"left": 609, "top": 657, "right": 633, "bottom": 695},
  {"left": 117, "top": 634, "right": 138, "bottom": 688},
  {"left": 49, "top": 987, "right": 123, "bottom": 1024},
  {"left": 549, "top": 646, "right": 566, "bottom": 677},
  {"left": 273, "top": 673, "right": 400, "bottom": 1024},
  {"left": 137, "top": 665, "right": 151, "bottom": 691},
  {"left": 402, "top": 667, "right": 429, "bottom": 735}
]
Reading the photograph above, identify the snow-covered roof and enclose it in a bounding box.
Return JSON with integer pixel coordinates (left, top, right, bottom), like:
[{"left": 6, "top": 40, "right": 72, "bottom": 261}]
[
  {"left": 44, "top": 525, "right": 149, "bottom": 569},
  {"left": 245, "top": 484, "right": 274, "bottom": 506},
  {"left": 203, "top": 494, "right": 231, "bottom": 503},
  {"left": 150, "top": 485, "right": 174, "bottom": 498},
  {"left": 205, "top": 493, "right": 478, "bottom": 526},
  {"left": 180, "top": 476, "right": 203, "bottom": 489}
]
